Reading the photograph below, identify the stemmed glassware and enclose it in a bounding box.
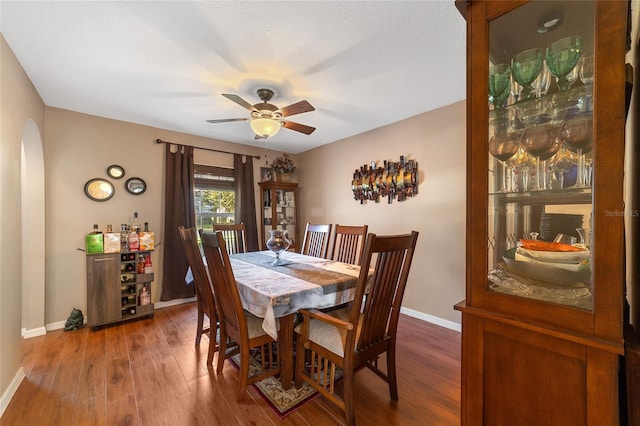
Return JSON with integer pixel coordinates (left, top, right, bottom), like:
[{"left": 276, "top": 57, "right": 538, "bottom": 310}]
[
  {"left": 546, "top": 36, "right": 583, "bottom": 91},
  {"left": 580, "top": 54, "right": 594, "bottom": 110},
  {"left": 511, "top": 48, "right": 543, "bottom": 100},
  {"left": 489, "top": 64, "right": 512, "bottom": 109},
  {"left": 547, "top": 147, "right": 578, "bottom": 189},
  {"left": 489, "top": 131, "right": 519, "bottom": 192},
  {"left": 507, "top": 146, "right": 536, "bottom": 192},
  {"left": 520, "top": 119, "right": 559, "bottom": 190},
  {"left": 530, "top": 60, "right": 551, "bottom": 98},
  {"left": 558, "top": 111, "right": 593, "bottom": 188}
]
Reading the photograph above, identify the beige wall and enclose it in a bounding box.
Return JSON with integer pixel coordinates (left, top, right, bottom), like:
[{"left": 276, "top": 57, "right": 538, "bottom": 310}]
[
  {"left": 43, "top": 108, "right": 281, "bottom": 325},
  {"left": 0, "top": 34, "right": 45, "bottom": 406},
  {"left": 297, "top": 101, "right": 467, "bottom": 324}
]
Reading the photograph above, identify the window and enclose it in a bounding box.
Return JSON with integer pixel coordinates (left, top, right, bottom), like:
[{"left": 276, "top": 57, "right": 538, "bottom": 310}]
[{"left": 194, "top": 164, "right": 235, "bottom": 231}]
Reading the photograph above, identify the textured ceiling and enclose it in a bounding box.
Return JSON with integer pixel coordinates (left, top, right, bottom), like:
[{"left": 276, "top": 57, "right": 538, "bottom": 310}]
[{"left": 0, "top": 1, "right": 466, "bottom": 154}]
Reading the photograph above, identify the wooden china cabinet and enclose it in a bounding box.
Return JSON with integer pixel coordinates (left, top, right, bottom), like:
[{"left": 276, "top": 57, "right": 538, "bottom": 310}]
[
  {"left": 258, "top": 181, "right": 299, "bottom": 252},
  {"left": 455, "top": 1, "right": 627, "bottom": 425}
]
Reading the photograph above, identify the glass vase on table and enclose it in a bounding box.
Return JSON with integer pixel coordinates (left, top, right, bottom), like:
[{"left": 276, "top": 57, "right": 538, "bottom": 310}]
[{"left": 266, "top": 229, "right": 291, "bottom": 266}]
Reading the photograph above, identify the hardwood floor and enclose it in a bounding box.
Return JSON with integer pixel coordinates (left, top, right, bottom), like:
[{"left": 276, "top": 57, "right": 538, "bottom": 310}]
[{"left": 1, "top": 302, "right": 461, "bottom": 425}]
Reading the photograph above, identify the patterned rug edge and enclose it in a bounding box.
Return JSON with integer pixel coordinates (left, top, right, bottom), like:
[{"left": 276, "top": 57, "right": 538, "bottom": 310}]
[{"left": 229, "top": 353, "right": 320, "bottom": 419}]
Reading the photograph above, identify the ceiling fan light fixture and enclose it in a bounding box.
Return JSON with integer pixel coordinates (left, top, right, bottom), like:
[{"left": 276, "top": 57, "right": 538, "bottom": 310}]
[{"left": 250, "top": 117, "right": 282, "bottom": 138}]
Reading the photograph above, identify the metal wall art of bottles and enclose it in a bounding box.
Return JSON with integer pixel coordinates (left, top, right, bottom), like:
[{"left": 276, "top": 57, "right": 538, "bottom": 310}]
[{"left": 351, "top": 156, "right": 418, "bottom": 204}]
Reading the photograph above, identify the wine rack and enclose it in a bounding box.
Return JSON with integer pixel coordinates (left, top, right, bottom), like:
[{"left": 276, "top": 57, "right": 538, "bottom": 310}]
[{"left": 86, "top": 250, "right": 154, "bottom": 328}]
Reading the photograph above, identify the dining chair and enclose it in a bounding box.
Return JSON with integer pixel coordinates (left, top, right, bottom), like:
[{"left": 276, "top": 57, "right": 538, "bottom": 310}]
[
  {"left": 178, "top": 226, "right": 219, "bottom": 365},
  {"left": 329, "top": 224, "right": 369, "bottom": 265},
  {"left": 294, "top": 231, "right": 419, "bottom": 426},
  {"left": 200, "top": 230, "right": 280, "bottom": 399},
  {"left": 301, "top": 223, "right": 332, "bottom": 258},
  {"left": 213, "top": 223, "right": 247, "bottom": 254}
]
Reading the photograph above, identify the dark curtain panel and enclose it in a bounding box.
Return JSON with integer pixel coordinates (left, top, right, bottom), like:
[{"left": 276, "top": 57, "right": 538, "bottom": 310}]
[
  {"left": 161, "top": 144, "right": 197, "bottom": 301},
  {"left": 234, "top": 154, "right": 259, "bottom": 251}
]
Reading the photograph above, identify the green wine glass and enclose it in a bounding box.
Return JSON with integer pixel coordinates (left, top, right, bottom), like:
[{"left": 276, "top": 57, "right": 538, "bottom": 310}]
[
  {"left": 546, "top": 36, "right": 583, "bottom": 91},
  {"left": 489, "top": 64, "right": 511, "bottom": 109},
  {"left": 511, "top": 48, "right": 543, "bottom": 100}
]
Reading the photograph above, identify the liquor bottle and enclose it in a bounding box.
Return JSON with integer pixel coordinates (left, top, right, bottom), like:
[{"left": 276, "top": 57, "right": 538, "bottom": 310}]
[
  {"left": 90, "top": 224, "right": 102, "bottom": 234},
  {"left": 144, "top": 254, "right": 153, "bottom": 274},
  {"left": 131, "top": 212, "right": 141, "bottom": 235},
  {"left": 106, "top": 224, "right": 113, "bottom": 233},
  {"left": 136, "top": 254, "right": 145, "bottom": 274},
  {"left": 139, "top": 284, "right": 151, "bottom": 306},
  {"left": 144, "top": 222, "right": 149, "bottom": 232},
  {"left": 128, "top": 227, "right": 139, "bottom": 251},
  {"left": 120, "top": 224, "right": 129, "bottom": 251}
]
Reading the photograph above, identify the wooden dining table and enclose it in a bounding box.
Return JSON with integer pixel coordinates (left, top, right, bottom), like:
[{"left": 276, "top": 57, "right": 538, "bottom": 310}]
[{"left": 225, "top": 250, "right": 370, "bottom": 389}]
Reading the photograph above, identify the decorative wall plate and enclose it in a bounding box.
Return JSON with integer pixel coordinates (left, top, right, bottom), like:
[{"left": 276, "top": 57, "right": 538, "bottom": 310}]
[
  {"left": 125, "top": 177, "right": 147, "bottom": 195},
  {"left": 84, "top": 178, "right": 115, "bottom": 201},
  {"left": 107, "top": 164, "right": 125, "bottom": 179}
]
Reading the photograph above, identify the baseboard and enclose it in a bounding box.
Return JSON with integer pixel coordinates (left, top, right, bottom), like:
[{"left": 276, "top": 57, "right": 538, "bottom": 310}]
[
  {"left": 45, "top": 320, "right": 68, "bottom": 332},
  {"left": 400, "top": 307, "right": 461, "bottom": 332},
  {"left": 21, "top": 326, "right": 47, "bottom": 339},
  {"left": 155, "top": 296, "right": 196, "bottom": 309},
  {"left": 0, "top": 367, "right": 25, "bottom": 417}
]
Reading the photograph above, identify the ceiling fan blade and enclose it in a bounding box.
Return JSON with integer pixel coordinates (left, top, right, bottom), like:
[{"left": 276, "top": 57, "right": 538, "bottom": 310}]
[
  {"left": 279, "top": 100, "right": 315, "bottom": 117},
  {"left": 222, "top": 94, "right": 258, "bottom": 112},
  {"left": 282, "top": 120, "right": 316, "bottom": 135},
  {"left": 206, "top": 118, "right": 248, "bottom": 123}
]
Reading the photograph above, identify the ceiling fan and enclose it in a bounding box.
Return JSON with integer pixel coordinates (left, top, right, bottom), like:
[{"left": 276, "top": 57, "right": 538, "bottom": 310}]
[{"left": 206, "top": 88, "right": 316, "bottom": 139}]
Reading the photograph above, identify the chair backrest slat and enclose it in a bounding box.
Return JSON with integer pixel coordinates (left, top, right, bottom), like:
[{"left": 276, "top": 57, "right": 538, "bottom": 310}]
[
  {"left": 178, "top": 226, "right": 216, "bottom": 315},
  {"left": 200, "top": 230, "right": 246, "bottom": 340},
  {"left": 301, "top": 223, "right": 332, "bottom": 258},
  {"left": 330, "top": 224, "right": 368, "bottom": 265},
  {"left": 349, "top": 232, "right": 419, "bottom": 353},
  {"left": 213, "top": 223, "right": 247, "bottom": 254}
]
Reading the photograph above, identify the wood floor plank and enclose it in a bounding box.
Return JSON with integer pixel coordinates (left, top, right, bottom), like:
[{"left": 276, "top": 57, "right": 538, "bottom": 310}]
[
  {"left": 71, "top": 394, "right": 107, "bottom": 426},
  {"left": 106, "top": 356, "right": 135, "bottom": 404},
  {"left": 3, "top": 302, "right": 461, "bottom": 425}
]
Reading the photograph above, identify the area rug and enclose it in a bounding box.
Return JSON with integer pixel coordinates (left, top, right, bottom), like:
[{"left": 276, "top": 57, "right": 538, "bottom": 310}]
[{"left": 230, "top": 352, "right": 342, "bottom": 418}]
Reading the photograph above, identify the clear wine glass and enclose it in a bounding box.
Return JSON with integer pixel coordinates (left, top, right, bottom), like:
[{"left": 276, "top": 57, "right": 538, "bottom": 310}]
[
  {"left": 507, "top": 146, "right": 536, "bottom": 192},
  {"left": 489, "top": 132, "right": 519, "bottom": 192},
  {"left": 547, "top": 147, "right": 578, "bottom": 189},
  {"left": 546, "top": 36, "right": 583, "bottom": 91},
  {"left": 511, "top": 48, "right": 543, "bottom": 100},
  {"left": 489, "top": 64, "right": 511, "bottom": 109},
  {"left": 531, "top": 59, "right": 551, "bottom": 98},
  {"left": 510, "top": 74, "right": 522, "bottom": 104},
  {"left": 520, "top": 117, "right": 558, "bottom": 191},
  {"left": 558, "top": 111, "right": 593, "bottom": 188},
  {"left": 580, "top": 54, "right": 594, "bottom": 111}
]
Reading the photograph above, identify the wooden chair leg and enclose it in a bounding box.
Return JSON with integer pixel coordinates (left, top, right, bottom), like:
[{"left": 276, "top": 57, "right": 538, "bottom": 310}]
[
  {"left": 238, "top": 348, "right": 249, "bottom": 400},
  {"left": 343, "top": 370, "right": 356, "bottom": 426},
  {"left": 294, "top": 335, "right": 305, "bottom": 388},
  {"left": 387, "top": 348, "right": 399, "bottom": 401},
  {"left": 196, "top": 304, "right": 204, "bottom": 345}
]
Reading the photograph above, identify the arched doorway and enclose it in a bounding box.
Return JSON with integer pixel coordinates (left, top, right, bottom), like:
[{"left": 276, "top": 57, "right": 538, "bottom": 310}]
[{"left": 21, "top": 119, "right": 46, "bottom": 337}]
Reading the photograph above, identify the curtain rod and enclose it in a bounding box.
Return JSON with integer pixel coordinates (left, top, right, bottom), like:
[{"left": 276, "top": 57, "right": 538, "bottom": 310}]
[{"left": 154, "top": 138, "right": 261, "bottom": 160}]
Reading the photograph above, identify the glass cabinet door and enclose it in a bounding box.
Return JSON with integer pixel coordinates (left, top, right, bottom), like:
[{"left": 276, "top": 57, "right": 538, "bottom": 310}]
[
  {"left": 261, "top": 184, "right": 298, "bottom": 250},
  {"left": 487, "top": 1, "right": 595, "bottom": 310}
]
